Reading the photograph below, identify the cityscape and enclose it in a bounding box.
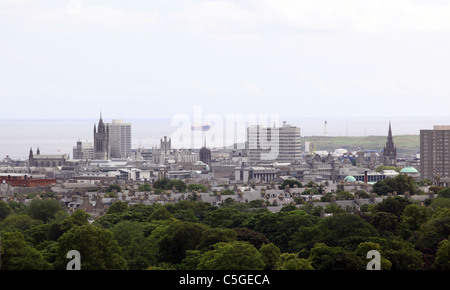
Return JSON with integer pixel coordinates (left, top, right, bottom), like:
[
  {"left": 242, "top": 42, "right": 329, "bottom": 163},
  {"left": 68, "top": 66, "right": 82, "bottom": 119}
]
[{"left": 1, "top": 0, "right": 449, "bottom": 282}]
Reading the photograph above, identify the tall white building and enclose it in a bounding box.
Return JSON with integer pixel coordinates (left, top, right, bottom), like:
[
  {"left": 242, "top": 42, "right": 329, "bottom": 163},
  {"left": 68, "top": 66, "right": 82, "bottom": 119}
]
[
  {"left": 247, "top": 121, "right": 301, "bottom": 164},
  {"left": 108, "top": 119, "right": 132, "bottom": 159}
]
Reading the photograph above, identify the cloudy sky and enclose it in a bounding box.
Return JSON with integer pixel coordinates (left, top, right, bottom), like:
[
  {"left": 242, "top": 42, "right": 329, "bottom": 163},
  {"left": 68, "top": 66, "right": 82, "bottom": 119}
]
[{"left": 1, "top": 0, "right": 450, "bottom": 121}]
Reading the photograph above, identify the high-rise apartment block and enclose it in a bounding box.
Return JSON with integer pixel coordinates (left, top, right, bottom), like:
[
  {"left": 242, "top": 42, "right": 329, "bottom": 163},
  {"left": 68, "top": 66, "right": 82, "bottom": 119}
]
[
  {"left": 420, "top": 125, "right": 450, "bottom": 185},
  {"left": 247, "top": 121, "right": 301, "bottom": 164},
  {"left": 108, "top": 119, "right": 132, "bottom": 159}
]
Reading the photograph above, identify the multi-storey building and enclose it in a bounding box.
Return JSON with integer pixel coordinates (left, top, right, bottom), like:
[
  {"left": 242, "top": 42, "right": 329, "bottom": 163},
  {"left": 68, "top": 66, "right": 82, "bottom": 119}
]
[
  {"left": 420, "top": 125, "right": 450, "bottom": 185},
  {"left": 108, "top": 119, "right": 132, "bottom": 159},
  {"left": 247, "top": 121, "right": 301, "bottom": 164},
  {"left": 73, "top": 140, "right": 94, "bottom": 160}
]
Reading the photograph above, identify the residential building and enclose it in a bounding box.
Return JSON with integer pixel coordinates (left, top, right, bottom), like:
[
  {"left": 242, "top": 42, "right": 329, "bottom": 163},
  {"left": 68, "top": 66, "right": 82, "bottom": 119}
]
[{"left": 420, "top": 125, "right": 450, "bottom": 185}]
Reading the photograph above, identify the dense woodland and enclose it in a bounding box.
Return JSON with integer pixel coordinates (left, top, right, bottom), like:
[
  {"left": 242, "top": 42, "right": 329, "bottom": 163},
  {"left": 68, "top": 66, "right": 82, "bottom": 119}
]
[{"left": 0, "top": 177, "right": 449, "bottom": 270}]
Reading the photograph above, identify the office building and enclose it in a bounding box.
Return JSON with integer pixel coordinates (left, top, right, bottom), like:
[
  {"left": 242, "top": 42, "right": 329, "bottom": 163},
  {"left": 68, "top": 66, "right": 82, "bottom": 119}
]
[
  {"left": 247, "top": 121, "right": 301, "bottom": 164},
  {"left": 73, "top": 140, "right": 94, "bottom": 160},
  {"left": 108, "top": 119, "right": 132, "bottom": 159}
]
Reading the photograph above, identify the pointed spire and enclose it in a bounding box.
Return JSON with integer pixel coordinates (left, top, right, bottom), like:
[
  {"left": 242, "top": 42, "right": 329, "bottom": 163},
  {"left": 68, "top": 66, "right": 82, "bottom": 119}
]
[{"left": 388, "top": 120, "right": 393, "bottom": 139}]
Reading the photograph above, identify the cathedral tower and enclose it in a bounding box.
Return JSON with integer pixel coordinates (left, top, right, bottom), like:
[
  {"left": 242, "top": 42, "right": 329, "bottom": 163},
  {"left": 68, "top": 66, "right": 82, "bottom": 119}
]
[{"left": 94, "top": 114, "right": 110, "bottom": 160}]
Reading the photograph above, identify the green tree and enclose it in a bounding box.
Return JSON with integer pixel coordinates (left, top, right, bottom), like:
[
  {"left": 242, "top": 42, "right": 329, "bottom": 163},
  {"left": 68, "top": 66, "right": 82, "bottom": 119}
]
[
  {"left": 433, "top": 239, "right": 450, "bottom": 270},
  {"left": 437, "top": 187, "right": 450, "bottom": 198},
  {"left": 259, "top": 243, "right": 281, "bottom": 270},
  {"left": 373, "top": 196, "right": 411, "bottom": 218},
  {"left": 27, "top": 198, "right": 65, "bottom": 223},
  {"left": 373, "top": 174, "right": 417, "bottom": 195},
  {"left": 398, "top": 204, "right": 431, "bottom": 240},
  {"left": 110, "top": 221, "right": 153, "bottom": 270},
  {"left": 308, "top": 243, "right": 363, "bottom": 270},
  {"left": 336, "top": 191, "right": 354, "bottom": 200},
  {"left": 177, "top": 249, "right": 203, "bottom": 270},
  {"left": 0, "top": 214, "right": 42, "bottom": 231},
  {"left": 54, "top": 224, "right": 127, "bottom": 270},
  {"left": 202, "top": 207, "right": 241, "bottom": 228},
  {"left": 371, "top": 212, "right": 399, "bottom": 236},
  {"left": 150, "top": 207, "right": 174, "bottom": 221},
  {"left": 411, "top": 215, "right": 450, "bottom": 250},
  {"left": 278, "top": 179, "right": 303, "bottom": 190},
  {"left": 158, "top": 221, "right": 208, "bottom": 264},
  {"left": 197, "top": 241, "right": 265, "bottom": 270},
  {"left": 375, "top": 165, "right": 401, "bottom": 172},
  {"left": 430, "top": 197, "right": 450, "bottom": 209},
  {"left": 382, "top": 238, "right": 423, "bottom": 270},
  {"left": 197, "top": 227, "right": 237, "bottom": 252},
  {"left": 278, "top": 254, "right": 314, "bottom": 270},
  {"left": 232, "top": 227, "right": 269, "bottom": 249},
  {"left": 319, "top": 213, "right": 379, "bottom": 249},
  {"left": 153, "top": 177, "right": 171, "bottom": 190},
  {"left": 0, "top": 231, "right": 52, "bottom": 270},
  {"left": 354, "top": 241, "right": 392, "bottom": 270},
  {"left": 187, "top": 183, "right": 208, "bottom": 193},
  {"left": 138, "top": 183, "right": 152, "bottom": 191},
  {"left": 106, "top": 184, "right": 121, "bottom": 193},
  {"left": 0, "top": 201, "right": 12, "bottom": 221},
  {"left": 106, "top": 200, "right": 129, "bottom": 214}
]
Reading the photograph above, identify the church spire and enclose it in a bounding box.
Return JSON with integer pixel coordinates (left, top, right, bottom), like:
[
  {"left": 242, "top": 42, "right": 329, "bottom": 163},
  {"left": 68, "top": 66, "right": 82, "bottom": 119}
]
[
  {"left": 383, "top": 121, "right": 397, "bottom": 166},
  {"left": 388, "top": 121, "right": 393, "bottom": 140}
]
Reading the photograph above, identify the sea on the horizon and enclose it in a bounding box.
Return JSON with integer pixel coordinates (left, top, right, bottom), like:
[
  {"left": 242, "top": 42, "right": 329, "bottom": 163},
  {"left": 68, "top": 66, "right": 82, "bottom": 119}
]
[{"left": 1, "top": 116, "right": 449, "bottom": 161}]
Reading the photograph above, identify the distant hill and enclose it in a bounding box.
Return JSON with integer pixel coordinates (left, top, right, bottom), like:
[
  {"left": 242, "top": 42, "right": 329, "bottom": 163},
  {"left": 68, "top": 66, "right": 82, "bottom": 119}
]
[{"left": 302, "top": 135, "right": 420, "bottom": 156}]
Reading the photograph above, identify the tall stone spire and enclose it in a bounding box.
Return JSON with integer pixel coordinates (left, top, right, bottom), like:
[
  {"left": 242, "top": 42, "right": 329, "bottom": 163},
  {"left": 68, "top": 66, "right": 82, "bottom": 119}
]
[{"left": 383, "top": 121, "right": 397, "bottom": 166}]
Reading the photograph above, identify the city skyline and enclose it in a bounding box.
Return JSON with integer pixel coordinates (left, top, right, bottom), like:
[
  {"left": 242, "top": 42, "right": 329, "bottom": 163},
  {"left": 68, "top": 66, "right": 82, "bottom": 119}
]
[{"left": 1, "top": 1, "right": 450, "bottom": 120}]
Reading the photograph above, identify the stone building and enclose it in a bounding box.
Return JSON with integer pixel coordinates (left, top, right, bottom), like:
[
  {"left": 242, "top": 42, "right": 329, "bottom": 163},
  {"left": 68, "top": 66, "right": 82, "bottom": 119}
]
[
  {"left": 383, "top": 122, "right": 397, "bottom": 166},
  {"left": 94, "top": 114, "right": 110, "bottom": 160},
  {"left": 199, "top": 142, "right": 212, "bottom": 168},
  {"left": 28, "top": 147, "right": 69, "bottom": 167}
]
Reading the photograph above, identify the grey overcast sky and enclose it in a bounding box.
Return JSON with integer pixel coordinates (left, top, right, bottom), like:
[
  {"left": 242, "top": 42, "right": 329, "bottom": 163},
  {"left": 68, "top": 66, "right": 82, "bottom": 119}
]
[{"left": 1, "top": 0, "right": 450, "bottom": 120}]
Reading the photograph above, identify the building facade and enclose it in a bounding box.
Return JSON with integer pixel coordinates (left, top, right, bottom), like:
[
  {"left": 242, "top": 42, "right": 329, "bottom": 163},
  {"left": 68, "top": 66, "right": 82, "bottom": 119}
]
[
  {"left": 199, "top": 144, "right": 212, "bottom": 168},
  {"left": 108, "top": 119, "right": 131, "bottom": 159},
  {"left": 247, "top": 121, "right": 301, "bottom": 164},
  {"left": 73, "top": 140, "right": 94, "bottom": 160},
  {"left": 28, "top": 147, "right": 69, "bottom": 167},
  {"left": 420, "top": 125, "right": 450, "bottom": 185},
  {"left": 1, "top": 173, "right": 56, "bottom": 187}
]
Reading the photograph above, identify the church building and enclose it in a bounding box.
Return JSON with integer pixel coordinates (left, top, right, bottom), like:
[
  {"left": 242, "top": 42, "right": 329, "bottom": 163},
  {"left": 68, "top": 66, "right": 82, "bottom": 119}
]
[
  {"left": 383, "top": 122, "right": 397, "bottom": 167},
  {"left": 94, "top": 114, "right": 110, "bottom": 160}
]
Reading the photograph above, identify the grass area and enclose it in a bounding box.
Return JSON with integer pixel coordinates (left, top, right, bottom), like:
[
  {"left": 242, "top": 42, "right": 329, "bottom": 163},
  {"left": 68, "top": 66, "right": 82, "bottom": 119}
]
[{"left": 302, "top": 135, "right": 420, "bottom": 155}]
